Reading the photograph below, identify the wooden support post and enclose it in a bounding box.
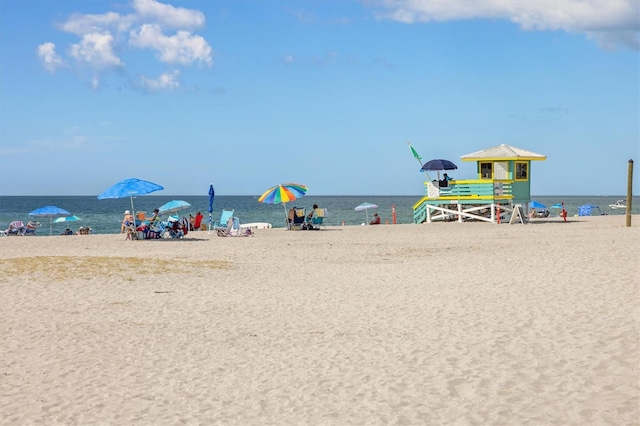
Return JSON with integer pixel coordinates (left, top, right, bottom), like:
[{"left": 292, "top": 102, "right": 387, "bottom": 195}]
[{"left": 627, "top": 159, "right": 634, "bottom": 227}]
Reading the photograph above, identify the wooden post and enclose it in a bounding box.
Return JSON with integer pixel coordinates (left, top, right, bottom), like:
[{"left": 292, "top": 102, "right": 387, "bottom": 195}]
[{"left": 627, "top": 159, "right": 633, "bottom": 227}]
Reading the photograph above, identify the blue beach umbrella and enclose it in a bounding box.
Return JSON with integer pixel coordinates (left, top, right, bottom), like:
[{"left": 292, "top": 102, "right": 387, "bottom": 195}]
[
  {"left": 158, "top": 200, "right": 191, "bottom": 215},
  {"left": 529, "top": 201, "right": 546, "bottom": 209},
  {"left": 208, "top": 184, "right": 215, "bottom": 234},
  {"left": 29, "top": 205, "right": 72, "bottom": 235},
  {"left": 53, "top": 215, "right": 82, "bottom": 223},
  {"left": 421, "top": 159, "right": 458, "bottom": 171},
  {"left": 421, "top": 159, "right": 458, "bottom": 180},
  {"left": 98, "top": 178, "right": 164, "bottom": 226}
]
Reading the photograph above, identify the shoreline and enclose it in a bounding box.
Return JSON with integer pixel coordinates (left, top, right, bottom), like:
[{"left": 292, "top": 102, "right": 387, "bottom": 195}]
[{"left": 2, "top": 215, "right": 639, "bottom": 424}]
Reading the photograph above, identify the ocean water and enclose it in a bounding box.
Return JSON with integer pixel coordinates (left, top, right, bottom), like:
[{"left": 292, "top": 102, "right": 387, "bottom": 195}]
[{"left": 0, "top": 195, "right": 637, "bottom": 235}]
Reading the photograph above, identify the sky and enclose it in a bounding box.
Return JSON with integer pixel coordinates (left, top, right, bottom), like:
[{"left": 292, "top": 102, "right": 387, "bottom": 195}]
[{"left": 0, "top": 0, "right": 638, "bottom": 196}]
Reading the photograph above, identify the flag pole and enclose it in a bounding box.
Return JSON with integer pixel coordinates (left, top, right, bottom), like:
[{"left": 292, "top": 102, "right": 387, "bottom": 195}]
[{"left": 408, "top": 142, "right": 432, "bottom": 181}]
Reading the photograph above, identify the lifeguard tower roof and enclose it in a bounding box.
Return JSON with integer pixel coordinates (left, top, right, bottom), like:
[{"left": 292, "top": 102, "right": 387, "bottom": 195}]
[{"left": 460, "top": 144, "right": 546, "bottom": 161}]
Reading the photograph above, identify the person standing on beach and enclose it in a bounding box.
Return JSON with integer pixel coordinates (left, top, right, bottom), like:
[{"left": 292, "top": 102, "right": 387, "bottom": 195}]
[{"left": 121, "top": 210, "right": 133, "bottom": 233}]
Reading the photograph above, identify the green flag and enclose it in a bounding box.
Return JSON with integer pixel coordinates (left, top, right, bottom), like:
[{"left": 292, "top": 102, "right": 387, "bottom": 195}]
[{"left": 409, "top": 144, "right": 421, "bottom": 160}]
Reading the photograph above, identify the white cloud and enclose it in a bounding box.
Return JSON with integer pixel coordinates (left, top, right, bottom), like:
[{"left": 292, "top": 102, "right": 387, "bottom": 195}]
[
  {"left": 37, "top": 42, "right": 65, "bottom": 72},
  {"left": 38, "top": 0, "right": 212, "bottom": 90},
  {"left": 69, "top": 32, "right": 124, "bottom": 68},
  {"left": 370, "top": 0, "right": 640, "bottom": 50},
  {"left": 129, "top": 24, "right": 212, "bottom": 65},
  {"left": 139, "top": 70, "right": 181, "bottom": 91},
  {"left": 59, "top": 11, "right": 134, "bottom": 36},
  {"left": 132, "top": 0, "right": 205, "bottom": 30}
]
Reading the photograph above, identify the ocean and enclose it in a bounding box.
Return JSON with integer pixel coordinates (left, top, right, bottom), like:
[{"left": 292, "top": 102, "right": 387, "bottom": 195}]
[{"left": 1, "top": 195, "right": 637, "bottom": 235}]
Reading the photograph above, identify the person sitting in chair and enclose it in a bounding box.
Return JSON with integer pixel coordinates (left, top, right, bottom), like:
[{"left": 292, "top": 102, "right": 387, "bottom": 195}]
[
  {"left": 288, "top": 208, "right": 295, "bottom": 225},
  {"left": 147, "top": 208, "right": 161, "bottom": 225},
  {"left": 439, "top": 173, "right": 452, "bottom": 188},
  {"left": 307, "top": 204, "right": 319, "bottom": 221},
  {"left": 370, "top": 213, "right": 381, "bottom": 225}
]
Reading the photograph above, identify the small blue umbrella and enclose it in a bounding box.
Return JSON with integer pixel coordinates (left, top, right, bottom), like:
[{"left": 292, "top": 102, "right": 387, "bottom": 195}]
[
  {"left": 29, "top": 205, "right": 72, "bottom": 235},
  {"left": 208, "top": 184, "right": 215, "bottom": 234},
  {"left": 53, "top": 215, "right": 82, "bottom": 223},
  {"left": 529, "top": 201, "right": 546, "bottom": 209},
  {"left": 98, "top": 178, "right": 164, "bottom": 226},
  {"left": 158, "top": 200, "right": 191, "bottom": 215}
]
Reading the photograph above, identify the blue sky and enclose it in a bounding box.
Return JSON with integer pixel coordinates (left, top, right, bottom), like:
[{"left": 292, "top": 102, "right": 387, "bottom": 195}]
[{"left": 1, "top": 0, "right": 638, "bottom": 196}]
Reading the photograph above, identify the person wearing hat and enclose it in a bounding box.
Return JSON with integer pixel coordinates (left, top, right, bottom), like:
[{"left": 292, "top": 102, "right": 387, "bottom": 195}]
[{"left": 121, "top": 210, "right": 133, "bottom": 233}]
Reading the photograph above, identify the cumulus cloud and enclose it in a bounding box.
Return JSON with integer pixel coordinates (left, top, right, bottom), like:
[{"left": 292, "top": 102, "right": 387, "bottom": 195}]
[
  {"left": 37, "top": 42, "right": 65, "bottom": 72},
  {"left": 132, "top": 0, "right": 205, "bottom": 30},
  {"left": 69, "top": 32, "right": 124, "bottom": 68},
  {"left": 37, "top": 0, "right": 213, "bottom": 90},
  {"left": 139, "top": 70, "right": 181, "bottom": 91},
  {"left": 370, "top": 0, "right": 640, "bottom": 50},
  {"left": 59, "top": 11, "right": 134, "bottom": 36},
  {"left": 129, "top": 24, "right": 212, "bottom": 65}
]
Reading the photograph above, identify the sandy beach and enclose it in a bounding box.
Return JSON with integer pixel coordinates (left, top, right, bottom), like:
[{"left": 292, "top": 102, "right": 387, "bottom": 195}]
[{"left": 1, "top": 215, "right": 638, "bottom": 425}]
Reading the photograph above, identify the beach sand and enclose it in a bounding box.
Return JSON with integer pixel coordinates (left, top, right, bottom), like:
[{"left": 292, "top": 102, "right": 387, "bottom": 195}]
[{"left": 1, "top": 215, "right": 638, "bottom": 425}]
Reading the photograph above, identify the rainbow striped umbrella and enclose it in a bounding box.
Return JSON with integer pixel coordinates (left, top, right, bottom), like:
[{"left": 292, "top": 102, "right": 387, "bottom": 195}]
[{"left": 258, "top": 183, "right": 308, "bottom": 226}]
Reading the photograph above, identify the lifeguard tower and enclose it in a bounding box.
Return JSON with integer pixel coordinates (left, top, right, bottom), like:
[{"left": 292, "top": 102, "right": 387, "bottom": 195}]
[{"left": 413, "top": 144, "right": 547, "bottom": 224}]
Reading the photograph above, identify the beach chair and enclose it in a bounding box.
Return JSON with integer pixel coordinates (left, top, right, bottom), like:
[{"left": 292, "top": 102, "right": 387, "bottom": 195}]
[
  {"left": 5, "top": 221, "right": 25, "bottom": 236},
  {"left": 164, "top": 216, "right": 184, "bottom": 239},
  {"left": 217, "top": 217, "right": 252, "bottom": 237},
  {"left": 191, "top": 213, "right": 204, "bottom": 230},
  {"left": 213, "top": 209, "right": 234, "bottom": 230},
  {"left": 23, "top": 221, "right": 41, "bottom": 236},
  {"left": 310, "top": 208, "right": 327, "bottom": 230},
  {"left": 288, "top": 208, "right": 306, "bottom": 230},
  {"left": 146, "top": 220, "right": 166, "bottom": 239}
]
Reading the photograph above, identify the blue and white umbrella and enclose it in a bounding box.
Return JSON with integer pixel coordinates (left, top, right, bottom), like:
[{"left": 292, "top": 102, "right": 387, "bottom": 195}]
[
  {"left": 529, "top": 201, "right": 546, "bottom": 209},
  {"left": 29, "top": 205, "right": 72, "bottom": 235},
  {"left": 53, "top": 215, "right": 82, "bottom": 223},
  {"left": 98, "top": 178, "right": 164, "bottom": 226},
  {"left": 158, "top": 200, "right": 191, "bottom": 215},
  {"left": 354, "top": 202, "right": 378, "bottom": 224}
]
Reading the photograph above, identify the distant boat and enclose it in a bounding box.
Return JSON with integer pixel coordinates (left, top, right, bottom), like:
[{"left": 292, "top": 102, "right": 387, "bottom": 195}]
[{"left": 609, "top": 200, "right": 627, "bottom": 210}]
